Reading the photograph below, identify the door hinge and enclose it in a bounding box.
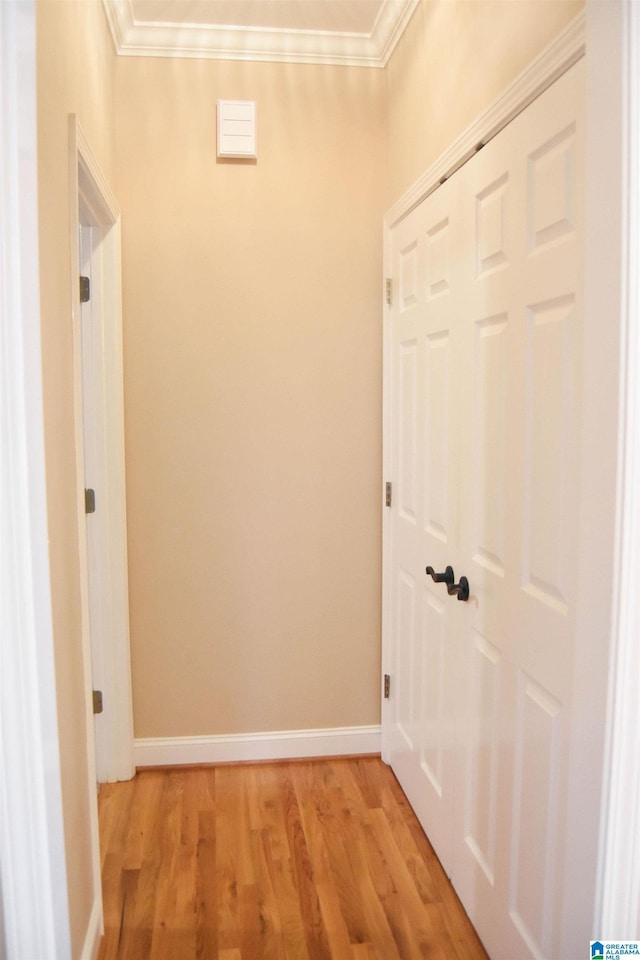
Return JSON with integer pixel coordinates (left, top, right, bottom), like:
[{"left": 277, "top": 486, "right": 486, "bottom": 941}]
[
  {"left": 84, "top": 488, "right": 96, "bottom": 514},
  {"left": 385, "top": 481, "right": 392, "bottom": 508},
  {"left": 79, "top": 276, "right": 91, "bottom": 303},
  {"left": 385, "top": 278, "right": 392, "bottom": 305},
  {"left": 384, "top": 674, "right": 391, "bottom": 699},
  {"left": 92, "top": 690, "right": 103, "bottom": 715}
]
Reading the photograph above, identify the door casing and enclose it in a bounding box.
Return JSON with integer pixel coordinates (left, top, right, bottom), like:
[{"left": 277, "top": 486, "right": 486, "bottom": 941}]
[
  {"left": 584, "top": 0, "right": 640, "bottom": 939},
  {"left": 67, "top": 115, "right": 135, "bottom": 939},
  {"left": 69, "top": 117, "right": 134, "bottom": 785}
]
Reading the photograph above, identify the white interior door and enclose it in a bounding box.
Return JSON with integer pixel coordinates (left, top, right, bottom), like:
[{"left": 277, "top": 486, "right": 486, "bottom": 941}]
[
  {"left": 385, "top": 59, "right": 587, "bottom": 959},
  {"left": 386, "top": 172, "right": 464, "bottom": 875}
]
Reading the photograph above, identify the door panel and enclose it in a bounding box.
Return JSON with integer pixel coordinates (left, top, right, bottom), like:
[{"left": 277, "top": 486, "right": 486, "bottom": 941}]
[
  {"left": 396, "top": 567, "right": 417, "bottom": 751},
  {"left": 424, "top": 328, "right": 451, "bottom": 543},
  {"left": 420, "top": 588, "right": 447, "bottom": 795},
  {"left": 388, "top": 176, "right": 461, "bottom": 874},
  {"left": 386, "top": 59, "right": 585, "bottom": 959},
  {"left": 471, "top": 313, "right": 508, "bottom": 576}
]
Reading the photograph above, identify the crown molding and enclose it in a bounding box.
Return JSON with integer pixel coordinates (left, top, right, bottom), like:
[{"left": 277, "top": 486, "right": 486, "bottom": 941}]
[{"left": 102, "top": 0, "right": 418, "bottom": 67}]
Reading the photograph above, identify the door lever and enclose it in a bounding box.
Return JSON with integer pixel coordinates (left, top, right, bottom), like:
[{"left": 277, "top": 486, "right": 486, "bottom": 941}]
[
  {"left": 426, "top": 565, "right": 470, "bottom": 602},
  {"left": 425, "top": 565, "right": 455, "bottom": 586},
  {"left": 446, "top": 576, "right": 469, "bottom": 602}
]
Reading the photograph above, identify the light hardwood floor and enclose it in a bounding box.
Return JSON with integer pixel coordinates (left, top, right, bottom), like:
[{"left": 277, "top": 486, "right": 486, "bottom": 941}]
[{"left": 97, "top": 757, "right": 489, "bottom": 959}]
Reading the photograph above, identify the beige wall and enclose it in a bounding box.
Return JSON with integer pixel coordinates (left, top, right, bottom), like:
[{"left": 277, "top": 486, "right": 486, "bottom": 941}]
[
  {"left": 386, "top": 0, "right": 584, "bottom": 206},
  {"left": 115, "top": 58, "right": 386, "bottom": 737},
  {"left": 36, "top": 1, "right": 116, "bottom": 955},
  {"left": 114, "top": 1, "right": 584, "bottom": 741}
]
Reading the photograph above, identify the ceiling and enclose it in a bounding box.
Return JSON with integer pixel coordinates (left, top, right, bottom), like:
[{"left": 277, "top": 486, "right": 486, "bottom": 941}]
[{"left": 102, "top": 0, "right": 419, "bottom": 67}]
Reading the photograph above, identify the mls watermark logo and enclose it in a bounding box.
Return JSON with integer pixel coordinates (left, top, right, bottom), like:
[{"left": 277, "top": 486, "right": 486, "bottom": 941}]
[{"left": 591, "top": 942, "right": 640, "bottom": 958}]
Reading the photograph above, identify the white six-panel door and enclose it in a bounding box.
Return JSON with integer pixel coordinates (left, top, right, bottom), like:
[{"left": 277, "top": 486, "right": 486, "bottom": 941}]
[{"left": 386, "top": 59, "right": 585, "bottom": 959}]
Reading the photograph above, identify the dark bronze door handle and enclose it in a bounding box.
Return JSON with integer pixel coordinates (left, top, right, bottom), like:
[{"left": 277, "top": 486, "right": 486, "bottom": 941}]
[
  {"left": 426, "top": 565, "right": 470, "bottom": 602},
  {"left": 425, "top": 565, "right": 454, "bottom": 586},
  {"left": 446, "top": 576, "right": 469, "bottom": 602}
]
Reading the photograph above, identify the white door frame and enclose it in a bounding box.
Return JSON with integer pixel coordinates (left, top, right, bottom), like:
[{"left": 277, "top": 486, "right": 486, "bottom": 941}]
[
  {"left": 588, "top": 0, "right": 640, "bottom": 938},
  {"left": 67, "top": 123, "right": 135, "bottom": 958},
  {"left": 69, "top": 117, "right": 135, "bottom": 789},
  {"left": 0, "top": 1, "right": 71, "bottom": 956},
  {"left": 383, "top": 2, "right": 640, "bottom": 941}
]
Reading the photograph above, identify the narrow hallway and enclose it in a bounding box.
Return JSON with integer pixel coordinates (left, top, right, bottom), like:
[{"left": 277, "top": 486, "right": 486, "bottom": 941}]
[{"left": 97, "top": 757, "right": 488, "bottom": 959}]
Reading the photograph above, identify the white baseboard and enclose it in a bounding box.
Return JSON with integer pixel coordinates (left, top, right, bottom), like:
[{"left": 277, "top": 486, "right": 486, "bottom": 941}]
[
  {"left": 80, "top": 894, "right": 103, "bottom": 960},
  {"left": 134, "top": 724, "right": 381, "bottom": 767}
]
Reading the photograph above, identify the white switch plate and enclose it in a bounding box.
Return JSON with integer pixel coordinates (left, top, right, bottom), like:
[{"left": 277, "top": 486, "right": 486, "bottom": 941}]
[{"left": 217, "top": 100, "right": 257, "bottom": 159}]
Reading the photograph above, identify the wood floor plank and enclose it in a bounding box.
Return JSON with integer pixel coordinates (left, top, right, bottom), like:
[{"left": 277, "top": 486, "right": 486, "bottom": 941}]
[
  {"left": 262, "top": 833, "right": 311, "bottom": 960},
  {"left": 124, "top": 776, "right": 173, "bottom": 960},
  {"left": 246, "top": 768, "right": 290, "bottom": 959},
  {"left": 366, "top": 807, "right": 440, "bottom": 956},
  {"left": 98, "top": 757, "right": 489, "bottom": 960},
  {"left": 301, "top": 767, "right": 372, "bottom": 950},
  {"left": 313, "top": 784, "right": 402, "bottom": 959},
  {"left": 281, "top": 770, "right": 333, "bottom": 960},
  {"left": 122, "top": 770, "right": 163, "bottom": 871},
  {"left": 293, "top": 772, "right": 352, "bottom": 960},
  {"left": 196, "top": 809, "right": 218, "bottom": 958},
  {"left": 148, "top": 772, "right": 186, "bottom": 958},
  {"left": 99, "top": 778, "right": 136, "bottom": 871},
  {"left": 378, "top": 779, "right": 450, "bottom": 905}
]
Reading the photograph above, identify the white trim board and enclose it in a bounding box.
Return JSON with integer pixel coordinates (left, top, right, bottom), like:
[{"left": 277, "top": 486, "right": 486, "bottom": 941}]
[
  {"left": 135, "top": 725, "right": 381, "bottom": 767},
  {"left": 0, "top": 1, "right": 72, "bottom": 956},
  {"left": 592, "top": 0, "right": 640, "bottom": 939}
]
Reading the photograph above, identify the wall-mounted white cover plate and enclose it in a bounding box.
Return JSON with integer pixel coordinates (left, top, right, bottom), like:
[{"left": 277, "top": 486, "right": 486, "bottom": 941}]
[{"left": 217, "top": 100, "right": 257, "bottom": 159}]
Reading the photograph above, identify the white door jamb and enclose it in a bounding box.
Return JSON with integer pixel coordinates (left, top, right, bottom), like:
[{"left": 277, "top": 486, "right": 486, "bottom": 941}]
[{"left": 589, "top": 0, "right": 640, "bottom": 939}]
